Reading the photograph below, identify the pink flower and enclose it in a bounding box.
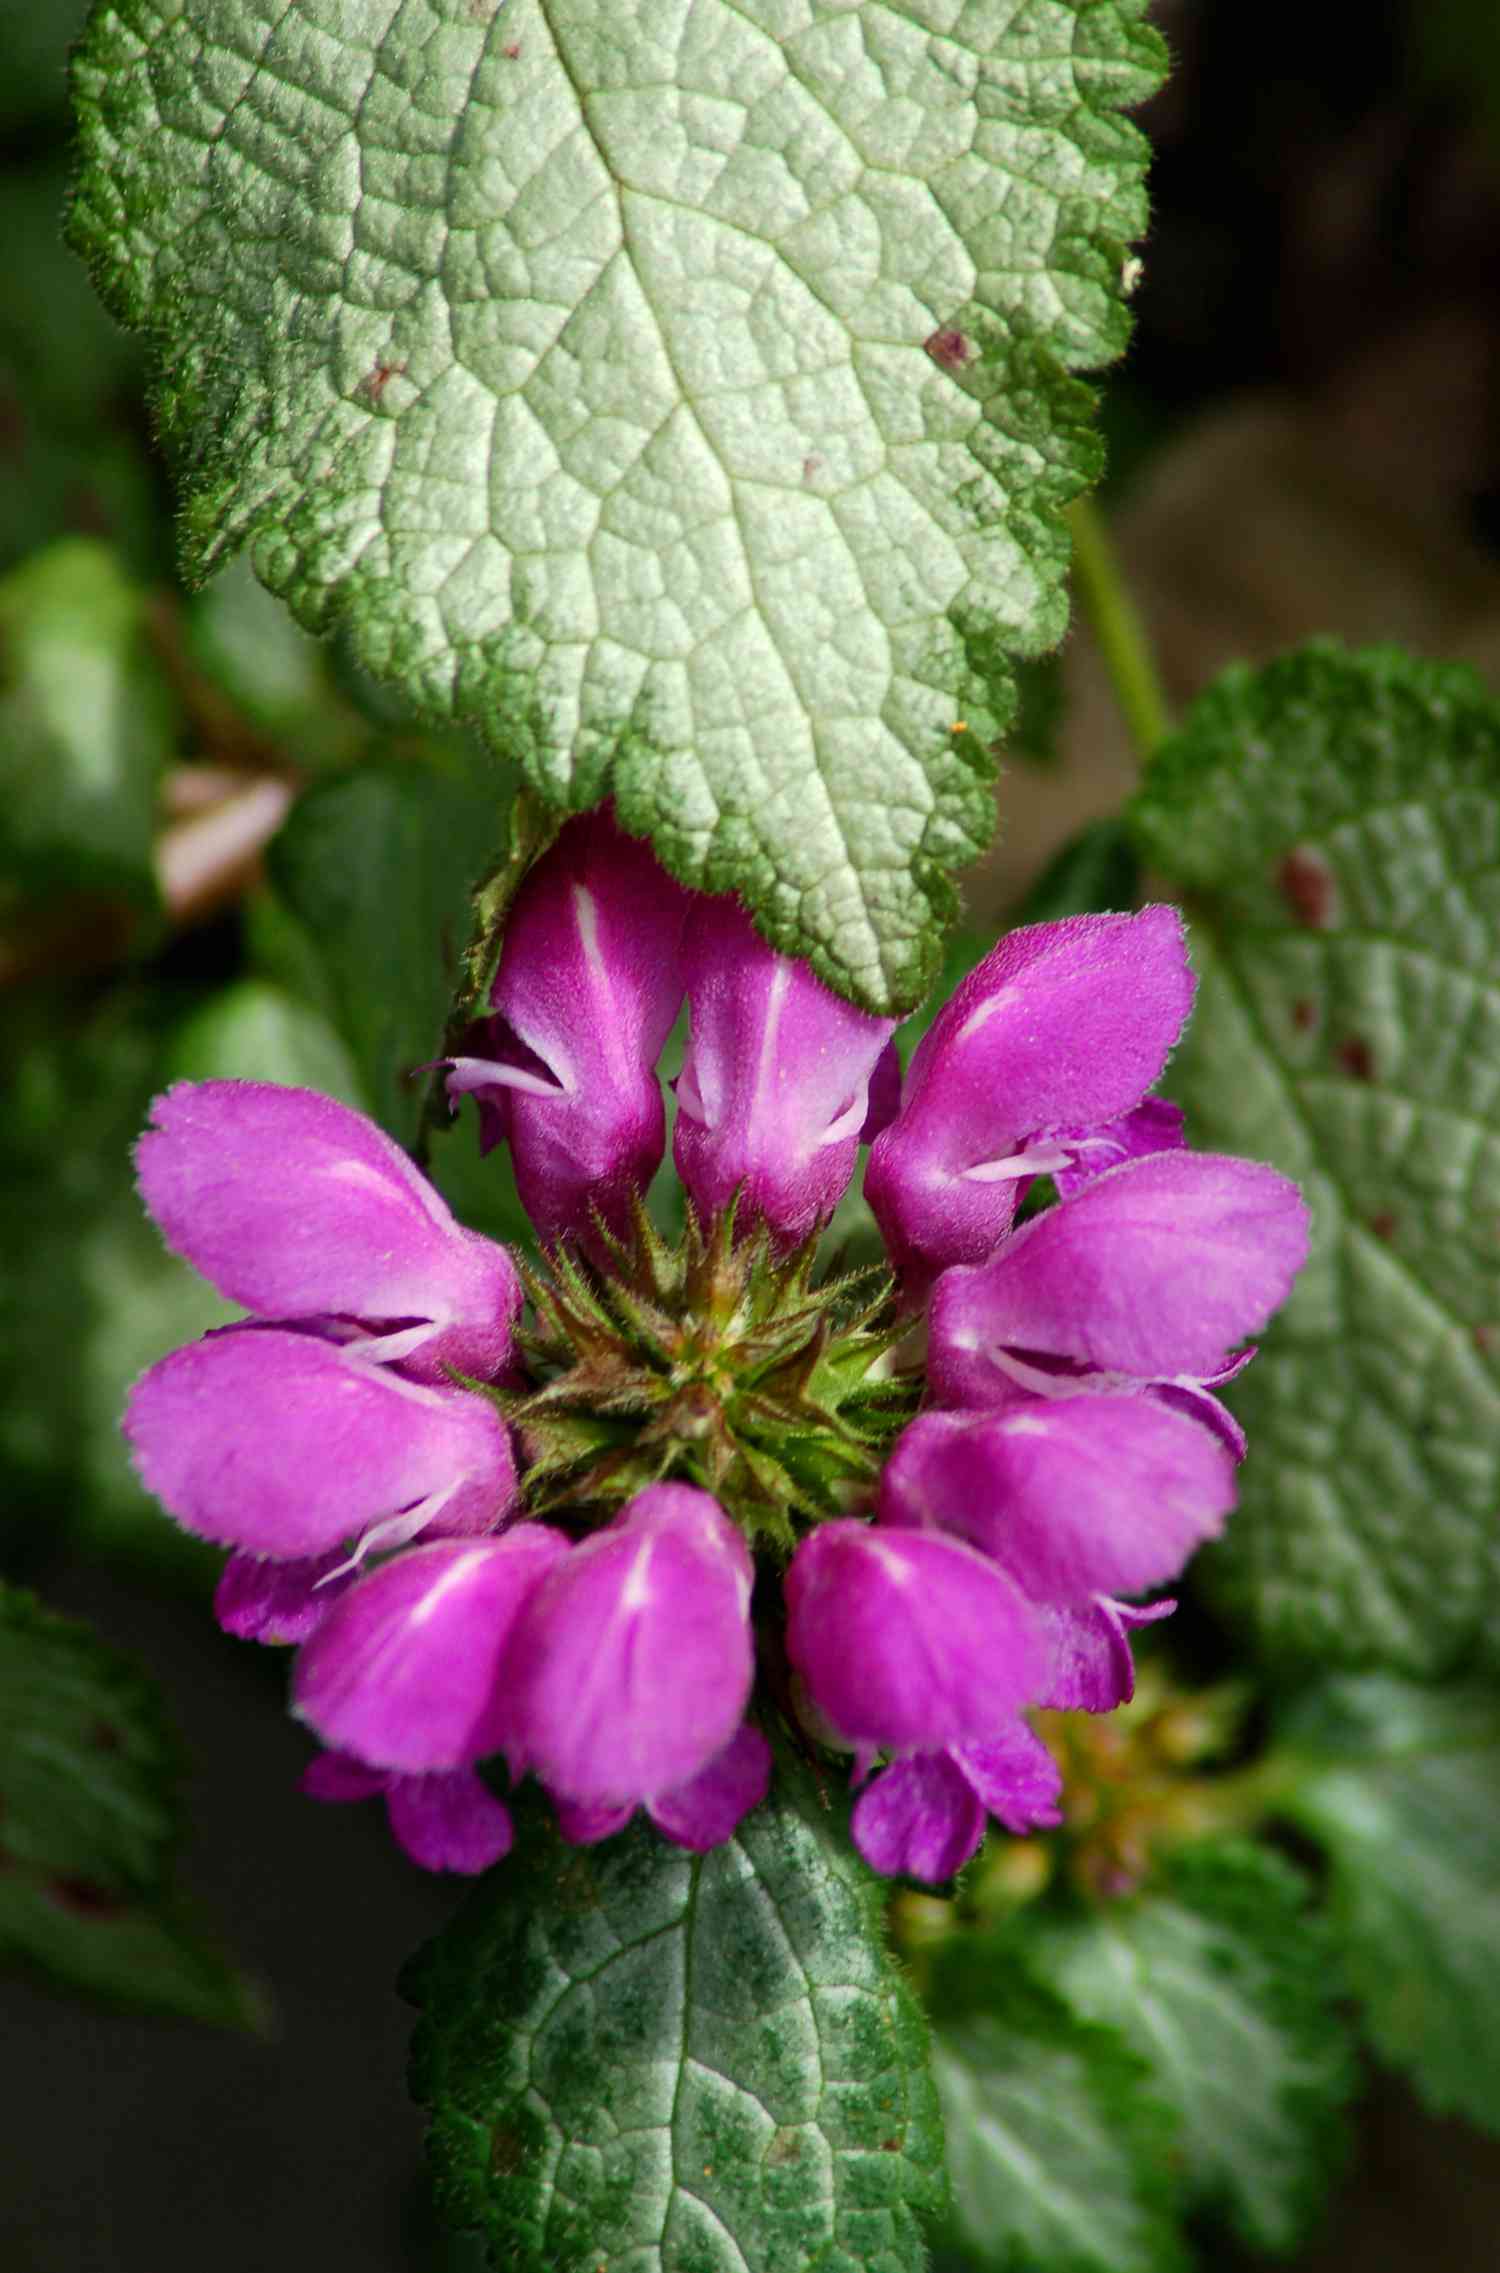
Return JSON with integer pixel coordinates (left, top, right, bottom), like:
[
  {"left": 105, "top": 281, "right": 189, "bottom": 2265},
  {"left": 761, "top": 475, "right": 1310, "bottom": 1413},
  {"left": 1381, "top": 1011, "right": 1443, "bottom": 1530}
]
[
  {"left": 445, "top": 810, "right": 690, "bottom": 1248},
  {"left": 866, "top": 908, "right": 1196, "bottom": 1294},
  {"left": 673, "top": 895, "right": 896, "bottom": 1242},
  {"left": 124, "top": 823, "right": 1308, "bottom": 1886}
]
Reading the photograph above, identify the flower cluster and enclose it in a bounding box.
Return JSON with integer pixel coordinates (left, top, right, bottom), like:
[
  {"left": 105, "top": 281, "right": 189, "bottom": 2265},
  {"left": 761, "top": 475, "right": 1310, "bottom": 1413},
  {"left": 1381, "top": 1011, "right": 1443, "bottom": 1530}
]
[{"left": 125, "top": 812, "right": 1307, "bottom": 1881}]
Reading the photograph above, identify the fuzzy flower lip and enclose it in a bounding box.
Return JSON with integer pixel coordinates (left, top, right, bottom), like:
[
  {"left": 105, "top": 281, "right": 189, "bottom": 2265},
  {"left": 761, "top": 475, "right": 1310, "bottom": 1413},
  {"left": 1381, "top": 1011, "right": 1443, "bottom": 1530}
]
[
  {"left": 124, "top": 1326, "right": 517, "bottom": 1559},
  {"left": 499, "top": 1482, "right": 756, "bottom": 1810},
  {"left": 554, "top": 1725, "right": 773, "bottom": 1855},
  {"left": 294, "top": 1529, "right": 569, "bottom": 1775},
  {"left": 879, "top": 1396, "right": 1237, "bottom": 1603},
  {"left": 303, "top": 1753, "right": 515, "bottom": 1876},
  {"left": 136, "top": 1080, "right": 521, "bottom": 1381},
  {"left": 785, "top": 1520, "right": 1046, "bottom": 1752},
  {"left": 446, "top": 810, "right": 690, "bottom": 1248},
  {"left": 866, "top": 907, "right": 1196, "bottom": 1289},
  {"left": 672, "top": 894, "right": 897, "bottom": 1244},
  {"left": 927, "top": 1148, "right": 1310, "bottom": 1407},
  {"left": 850, "top": 1726, "right": 1063, "bottom": 1884}
]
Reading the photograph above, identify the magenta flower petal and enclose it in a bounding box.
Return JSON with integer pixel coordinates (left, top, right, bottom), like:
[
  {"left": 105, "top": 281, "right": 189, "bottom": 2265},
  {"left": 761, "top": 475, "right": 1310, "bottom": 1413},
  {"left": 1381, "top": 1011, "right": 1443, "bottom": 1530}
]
[
  {"left": 1038, "top": 1597, "right": 1175, "bottom": 1712},
  {"left": 136, "top": 1082, "right": 521, "bottom": 1380},
  {"left": 1050, "top": 1098, "right": 1186, "bottom": 1199},
  {"left": 861, "top": 1038, "right": 905, "bottom": 1144},
  {"left": 952, "top": 1723, "right": 1064, "bottom": 1833},
  {"left": 880, "top": 1398, "right": 1236, "bottom": 1602},
  {"left": 673, "top": 895, "right": 896, "bottom": 1242},
  {"left": 554, "top": 1797, "right": 636, "bottom": 1847},
  {"left": 300, "top": 1749, "right": 389, "bottom": 1803},
  {"left": 125, "top": 1328, "right": 517, "bottom": 1557},
  {"left": 293, "top": 1528, "right": 568, "bottom": 1774},
  {"left": 929, "top": 1150, "right": 1310, "bottom": 1401},
  {"left": 784, "top": 1521, "right": 1046, "bottom": 1751},
  {"left": 214, "top": 1549, "right": 356, "bottom": 1645},
  {"left": 385, "top": 1769, "right": 514, "bottom": 1875},
  {"left": 455, "top": 811, "right": 690, "bottom": 1247},
  {"left": 851, "top": 1751, "right": 987, "bottom": 1882},
  {"left": 502, "top": 1484, "right": 754, "bottom": 1808},
  {"left": 866, "top": 908, "right": 1195, "bottom": 1284},
  {"left": 649, "top": 1725, "right": 772, "bottom": 1852}
]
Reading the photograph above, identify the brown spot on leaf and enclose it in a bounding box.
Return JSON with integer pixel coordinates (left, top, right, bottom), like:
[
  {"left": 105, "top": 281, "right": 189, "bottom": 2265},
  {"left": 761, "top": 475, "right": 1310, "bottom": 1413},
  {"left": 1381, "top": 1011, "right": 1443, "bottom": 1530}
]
[
  {"left": 91, "top": 1720, "right": 123, "bottom": 1754},
  {"left": 924, "top": 327, "right": 974, "bottom": 372},
  {"left": 802, "top": 452, "right": 824, "bottom": 483},
  {"left": 48, "top": 1876, "right": 126, "bottom": 1919},
  {"left": 766, "top": 2127, "right": 803, "bottom": 2166},
  {"left": 489, "top": 2127, "right": 526, "bottom": 2176},
  {"left": 1276, "top": 847, "right": 1338, "bottom": 930},
  {"left": 882, "top": 2137, "right": 903, "bottom": 2153},
  {"left": 1369, "top": 1212, "right": 1398, "bottom": 1241},
  {"left": 1338, "top": 1036, "right": 1376, "bottom": 1081},
  {"left": 1475, "top": 1324, "right": 1499, "bottom": 1356},
  {"left": 1292, "top": 999, "right": 1318, "bottom": 1031},
  {"left": 502, "top": 40, "right": 521, "bottom": 58},
  {"left": 360, "top": 359, "right": 406, "bottom": 406}
]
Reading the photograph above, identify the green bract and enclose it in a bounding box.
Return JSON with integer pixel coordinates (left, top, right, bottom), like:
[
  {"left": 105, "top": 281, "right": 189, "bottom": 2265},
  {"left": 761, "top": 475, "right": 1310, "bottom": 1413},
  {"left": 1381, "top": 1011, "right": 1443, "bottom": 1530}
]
[
  {"left": 406, "top": 1764, "right": 944, "bottom": 2273},
  {"left": 70, "top": 0, "right": 1161, "bottom": 1009},
  {"left": 1132, "top": 644, "right": 1500, "bottom": 1677}
]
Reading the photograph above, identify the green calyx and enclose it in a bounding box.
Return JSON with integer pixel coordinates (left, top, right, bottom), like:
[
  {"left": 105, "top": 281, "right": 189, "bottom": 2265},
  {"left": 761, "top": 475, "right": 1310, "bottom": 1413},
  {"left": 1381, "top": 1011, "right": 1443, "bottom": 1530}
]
[{"left": 497, "top": 1199, "right": 918, "bottom": 1552}]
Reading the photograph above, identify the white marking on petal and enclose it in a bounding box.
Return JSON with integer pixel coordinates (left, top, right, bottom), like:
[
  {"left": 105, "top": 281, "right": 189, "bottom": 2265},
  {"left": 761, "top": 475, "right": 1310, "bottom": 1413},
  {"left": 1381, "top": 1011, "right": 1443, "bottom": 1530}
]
[
  {"left": 954, "top": 983, "right": 1021, "bottom": 1047},
  {"left": 408, "top": 1548, "right": 491, "bottom": 1628},
  {"left": 619, "top": 1540, "right": 655, "bottom": 1612}
]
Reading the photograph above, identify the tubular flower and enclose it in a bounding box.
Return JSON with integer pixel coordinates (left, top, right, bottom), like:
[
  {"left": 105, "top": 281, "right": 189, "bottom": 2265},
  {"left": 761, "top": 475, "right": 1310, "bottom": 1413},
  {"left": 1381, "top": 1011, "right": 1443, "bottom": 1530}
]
[{"left": 125, "top": 819, "right": 1307, "bottom": 1881}]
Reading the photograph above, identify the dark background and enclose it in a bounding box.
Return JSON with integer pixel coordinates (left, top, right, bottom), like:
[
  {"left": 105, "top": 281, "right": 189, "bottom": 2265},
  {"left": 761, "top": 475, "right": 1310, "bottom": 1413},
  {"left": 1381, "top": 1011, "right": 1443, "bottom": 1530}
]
[{"left": 5, "top": 3, "right": 1500, "bottom": 2267}]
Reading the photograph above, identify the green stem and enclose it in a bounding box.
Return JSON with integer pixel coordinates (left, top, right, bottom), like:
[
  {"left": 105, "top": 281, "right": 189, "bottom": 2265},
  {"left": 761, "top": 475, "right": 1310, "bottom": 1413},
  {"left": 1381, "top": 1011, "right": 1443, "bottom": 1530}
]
[{"left": 1066, "top": 495, "right": 1172, "bottom": 763}]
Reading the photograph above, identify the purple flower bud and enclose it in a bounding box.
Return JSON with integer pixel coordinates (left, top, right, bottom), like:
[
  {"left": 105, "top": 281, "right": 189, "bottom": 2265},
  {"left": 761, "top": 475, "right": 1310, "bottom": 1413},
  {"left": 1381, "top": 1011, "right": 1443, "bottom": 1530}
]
[
  {"left": 879, "top": 1397, "right": 1236, "bottom": 1603},
  {"left": 446, "top": 811, "right": 690, "bottom": 1247},
  {"left": 928, "top": 1150, "right": 1310, "bottom": 1404},
  {"left": 866, "top": 908, "right": 1195, "bottom": 1289},
  {"left": 125, "top": 1328, "right": 517, "bottom": 1559},
  {"left": 293, "top": 1528, "right": 569, "bottom": 1773},
  {"left": 784, "top": 1521, "right": 1045, "bottom": 1752},
  {"left": 673, "top": 895, "right": 896, "bottom": 1242},
  {"left": 501, "top": 1483, "right": 754, "bottom": 1809},
  {"left": 849, "top": 1721, "right": 1063, "bottom": 1883},
  {"left": 136, "top": 1081, "right": 521, "bottom": 1381}
]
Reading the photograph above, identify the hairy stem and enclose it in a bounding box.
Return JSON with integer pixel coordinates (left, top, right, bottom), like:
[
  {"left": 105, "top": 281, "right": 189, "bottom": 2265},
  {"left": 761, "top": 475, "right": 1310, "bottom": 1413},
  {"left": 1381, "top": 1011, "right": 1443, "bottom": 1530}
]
[{"left": 1067, "top": 496, "right": 1172, "bottom": 762}]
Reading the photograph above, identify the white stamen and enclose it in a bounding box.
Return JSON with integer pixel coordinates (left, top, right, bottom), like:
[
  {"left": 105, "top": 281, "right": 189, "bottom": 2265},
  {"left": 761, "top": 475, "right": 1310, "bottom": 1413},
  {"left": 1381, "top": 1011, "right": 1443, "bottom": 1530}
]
[{"left": 959, "top": 1143, "right": 1074, "bottom": 1185}]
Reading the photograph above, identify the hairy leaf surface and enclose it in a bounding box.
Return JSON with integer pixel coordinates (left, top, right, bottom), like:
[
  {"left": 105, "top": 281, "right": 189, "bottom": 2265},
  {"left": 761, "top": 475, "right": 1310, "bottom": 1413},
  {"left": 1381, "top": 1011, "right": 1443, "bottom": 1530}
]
[
  {"left": 72, "top": 0, "right": 1162, "bottom": 1008},
  {"left": 1132, "top": 644, "right": 1500, "bottom": 1674},
  {"left": 0, "top": 1584, "right": 260, "bottom": 2026},
  {"left": 928, "top": 1960, "right": 1183, "bottom": 2273},
  {"left": 406, "top": 1768, "right": 943, "bottom": 2271},
  {"left": 1025, "top": 1844, "right": 1355, "bottom": 2254},
  {"left": 1280, "top": 1675, "right": 1500, "bottom": 2133}
]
